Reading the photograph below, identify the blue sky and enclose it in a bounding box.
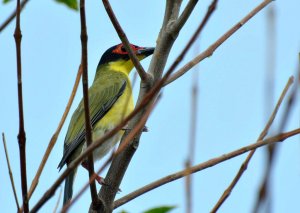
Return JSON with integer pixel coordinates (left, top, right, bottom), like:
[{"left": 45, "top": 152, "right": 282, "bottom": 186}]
[{"left": 0, "top": 0, "right": 299, "bottom": 212}]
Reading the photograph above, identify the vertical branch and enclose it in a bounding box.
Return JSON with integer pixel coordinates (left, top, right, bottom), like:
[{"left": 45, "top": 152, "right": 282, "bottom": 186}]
[
  {"left": 14, "top": 0, "right": 29, "bottom": 212},
  {"left": 253, "top": 5, "right": 276, "bottom": 213},
  {"left": 2, "top": 133, "right": 20, "bottom": 211},
  {"left": 79, "top": 0, "right": 99, "bottom": 208},
  {"left": 185, "top": 44, "right": 200, "bottom": 213}
]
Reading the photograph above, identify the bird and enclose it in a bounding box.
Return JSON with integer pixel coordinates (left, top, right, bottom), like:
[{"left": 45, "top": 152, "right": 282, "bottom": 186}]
[{"left": 58, "top": 43, "right": 155, "bottom": 205}]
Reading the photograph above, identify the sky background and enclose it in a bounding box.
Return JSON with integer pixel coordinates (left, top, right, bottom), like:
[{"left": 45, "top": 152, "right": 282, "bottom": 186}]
[{"left": 0, "top": 0, "right": 300, "bottom": 212}]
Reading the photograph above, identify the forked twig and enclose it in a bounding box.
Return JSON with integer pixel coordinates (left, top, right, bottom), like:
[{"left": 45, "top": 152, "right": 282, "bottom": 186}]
[
  {"left": 0, "top": 0, "right": 29, "bottom": 32},
  {"left": 211, "top": 76, "right": 294, "bottom": 213},
  {"left": 2, "top": 133, "right": 20, "bottom": 211}
]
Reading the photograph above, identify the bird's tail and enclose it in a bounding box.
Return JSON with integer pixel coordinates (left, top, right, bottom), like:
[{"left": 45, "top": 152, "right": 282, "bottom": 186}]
[{"left": 63, "top": 167, "right": 77, "bottom": 206}]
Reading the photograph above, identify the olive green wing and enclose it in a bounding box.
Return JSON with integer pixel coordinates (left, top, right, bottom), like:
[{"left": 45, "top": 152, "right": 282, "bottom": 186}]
[{"left": 57, "top": 80, "right": 126, "bottom": 170}]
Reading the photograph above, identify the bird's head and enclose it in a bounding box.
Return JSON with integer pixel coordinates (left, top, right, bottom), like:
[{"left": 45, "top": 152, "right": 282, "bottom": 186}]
[{"left": 97, "top": 43, "right": 155, "bottom": 74}]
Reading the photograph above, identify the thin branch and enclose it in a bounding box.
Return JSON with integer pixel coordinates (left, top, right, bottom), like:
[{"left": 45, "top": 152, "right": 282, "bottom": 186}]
[
  {"left": 253, "top": 6, "right": 276, "bottom": 212},
  {"left": 14, "top": 0, "right": 29, "bottom": 212},
  {"left": 53, "top": 187, "right": 62, "bottom": 213},
  {"left": 27, "top": 65, "right": 82, "bottom": 200},
  {"left": 62, "top": 94, "right": 161, "bottom": 213},
  {"left": 79, "top": 0, "right": 99, "bottom": 208},
  {"left": 102, "top": 0, "right": 149, "bottom": 82},
  {"left": 113, "top": 128, "right": 300, "bottom": 209},
  {"left": 2, "top": 133, "right": 20, "bottom": 211},
  {"left": 253, "top": 53, "right": 300, "bottom": 213},
  {"left": 164, "top": 0, "right": 273, "bottom": 86},
  {"left": 0, "top": 0, "right": 29, "bottom": 32},
  {"left": 185, "top": 50, "right": 199, "bottom": 213},
  {"left": 172, "top": 0, "right": 199, "bottom": 34},
  {"left": 210, "top": 76, "right": 294, "bottom": 213}
]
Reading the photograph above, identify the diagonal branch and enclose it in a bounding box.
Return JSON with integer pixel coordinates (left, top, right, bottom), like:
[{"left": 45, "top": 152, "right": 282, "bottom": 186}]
[
  {"left": 0, "top": 0, "right": 29, "bottom": 32},
  {"left": 113, "top": 128, "right": 300, "bottom": 209},
  {"left": 164, "top": 0, "right": 273, "bottom": 86},
  {"left": 79, "top": 0, "right": 99, "bottom": 209},
  {"left": 2, "top": 133, "right": 20, "bottom": 211},
  {"left": 102, "top": 0, "right": 149, "bottom": 82},
  {"left": 27, "top": 65, "right": 82, "bottom": 200},
  {"left": 14, "top": 0, "right": 29, "bottom": 212},
  {"left": 210, "top": 76, "right": 294, "bottom": 213}
]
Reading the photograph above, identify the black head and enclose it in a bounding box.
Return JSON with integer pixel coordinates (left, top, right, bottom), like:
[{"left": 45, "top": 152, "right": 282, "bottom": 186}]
[{"left": 97, "top": 43, "right": 155, "bottom": 68}]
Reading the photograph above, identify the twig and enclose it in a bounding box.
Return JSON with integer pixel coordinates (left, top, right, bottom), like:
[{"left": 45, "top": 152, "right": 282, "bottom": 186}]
[
  {"left": 0, "top": 0, "right": 29, "bottom": 32},
  {"left": 173, "top": 0, "right": 199, "bottom": 34},
  {"left": 210, "top": 76, "right": 294, "bottom": 213},
  {"left": 27, "top": 65, "right": 82, "bottom": 200},
  {"left": 14, "top": 0, "right": 29, "bottom": 212},
  {"left": 61, "top": 94, "right": 161, "bottom": 212},
  {"left": 53, "top": 187, "right": 62, "bottom": 213},
  {"left": 164, "top": 0, "right": 273, "bottom": 86},
  {"left": 113, "top": 128, "right": 300, "bottom": 209},
  {"left": 79, "top": 0, "right": 99, "bottom": 209},
  {"left": 2, "top": 133, "right": 20, "bottom": 211},
  {"left": 102, "top": 0, "right": 149, "bottom": 81}
]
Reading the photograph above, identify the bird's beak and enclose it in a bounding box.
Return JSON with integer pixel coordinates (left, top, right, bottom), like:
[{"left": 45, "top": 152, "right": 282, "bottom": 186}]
[{"left": 136, "top": 47, "right": 155, "bottom": 57}]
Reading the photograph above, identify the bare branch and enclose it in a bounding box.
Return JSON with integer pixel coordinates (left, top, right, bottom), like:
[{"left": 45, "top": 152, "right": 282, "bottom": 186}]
[
  {"left": 0, "top": 0, "right": 29, "bottom": 32},
  {"left": 2, "top": 133, "right": 20, "bottom": 211},
  {"left": 113, "top": 128, "right": 300, "bottom": 209},
  {"left": 79, "top": 0, "right": 99, "bottom": 208},
  {"left": 185, "top": 50, "right": 199, "bottom": 213},
  {"left": 14, "top": 0, "right": 29, "bottom": 211},
  {"left": 27, "top": 65, "right": 82, "bottom": 200},
  {"left": 102, "top": 0, "right": 149, "bottom": 82},
  {"left": 211, "top": 76, "right": 294, "bottom": 213},
  {"left": 172, "top": 0, "right": 199, "bottom": 34},
  {"left": 164, "top": 0, "right": 273, "bottom": 86}
]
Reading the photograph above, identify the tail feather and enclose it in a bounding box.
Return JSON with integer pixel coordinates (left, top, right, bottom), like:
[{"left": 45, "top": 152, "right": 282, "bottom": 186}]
[{"left": 63, "top": 168, "right": 77, "bottom": 206}]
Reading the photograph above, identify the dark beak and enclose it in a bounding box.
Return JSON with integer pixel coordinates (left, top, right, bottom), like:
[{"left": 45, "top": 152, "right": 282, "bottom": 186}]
[{"left": 137, "top": 47, "right": 155, "bottom": 57}]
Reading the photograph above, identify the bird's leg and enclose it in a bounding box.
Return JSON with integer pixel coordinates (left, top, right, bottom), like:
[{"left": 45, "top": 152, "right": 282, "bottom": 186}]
[{"left": 81, "top": 161, "right": 107, "bottom": 185}]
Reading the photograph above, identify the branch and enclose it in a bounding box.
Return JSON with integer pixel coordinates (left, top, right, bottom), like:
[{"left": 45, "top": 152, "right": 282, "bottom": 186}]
[
  {"left": 27, "top": 65, "right": 82, "bottom": 200},
  {"left": 113, "top": 128, "right": 300, "bottom": 209},
  {"left": 102, "top": 0, "right": 149, "bottom": 82},
  {"left": 210, "top": 76, "right": 294, "bottom": 213},
  {"left": 14, "top": 0, "right": 29, "bottom": 212},
  {"left": 172, "top": 0, "right": 199, "bottom": 34},
  {"left": 53, "top": 188, "right": 62, "bottom": 213},
  {"left": 0, "top": 0, "right": 29, "bottom": 32},
  {"left": 79, "top": 0, "right": 99, "bottom": 208},
  {"left": 2, "top": 133, "right": 20, "bottom": 211},
  {"left": 164, "top": 0, "right": 273, "bottom": 86}
]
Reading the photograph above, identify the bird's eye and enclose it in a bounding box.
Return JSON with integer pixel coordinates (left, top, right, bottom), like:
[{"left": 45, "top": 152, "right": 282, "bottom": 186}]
[{"left": 120, "top": 46, "right": 126, "bottom": 52}]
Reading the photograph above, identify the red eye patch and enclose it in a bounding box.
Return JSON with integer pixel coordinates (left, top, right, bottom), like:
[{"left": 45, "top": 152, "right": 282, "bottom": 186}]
[{"left": 112, "top": 44, "right": 143, "bottom": 55}]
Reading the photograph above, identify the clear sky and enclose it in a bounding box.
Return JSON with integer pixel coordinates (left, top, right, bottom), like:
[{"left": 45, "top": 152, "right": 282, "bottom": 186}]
[{"left": 0, "top": 0, "right": 299, "bottom": 212}]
